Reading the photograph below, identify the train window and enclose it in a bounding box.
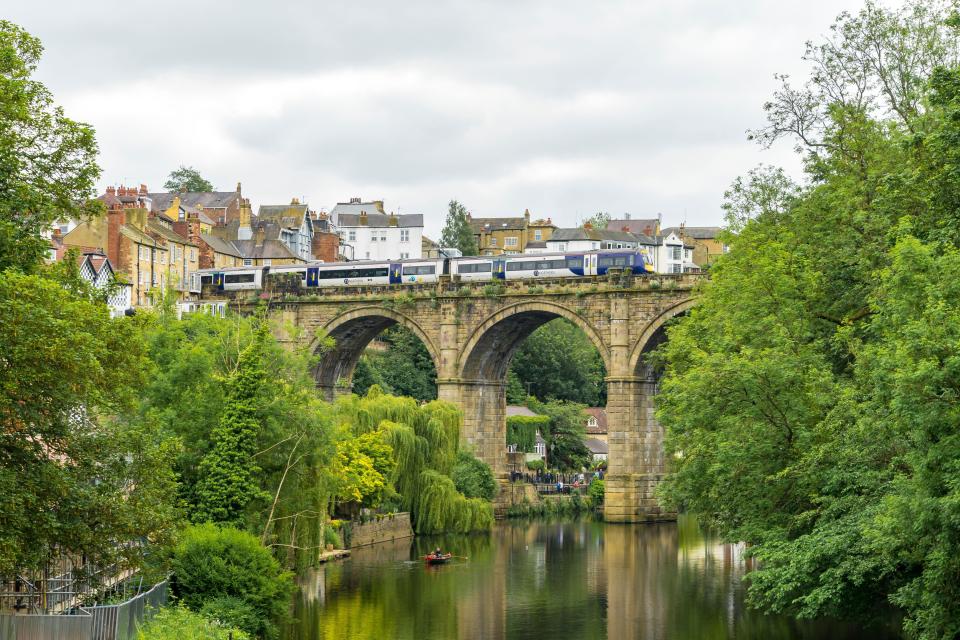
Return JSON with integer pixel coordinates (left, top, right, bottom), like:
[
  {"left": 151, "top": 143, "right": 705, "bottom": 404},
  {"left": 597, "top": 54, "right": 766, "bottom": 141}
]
[
  {"left": 598, "top": 256, "right": 629, "bottom": 268},
  {"left": 535, "top": 259, "right": 567, "bottom": 270},
  {"left": 402, "top": 265, "right": 436, "bottom": 275},
  {"left": 459, "top": 262, "right": 492, "bottom": 273},
  {"left": 316, "top": 267, "right": 390, "bottom": 279},
  {"left": 224, "top": 273, "right": 256, "bottom": 284},
  {"left": 506, "top": 261, "right": 534, "bottom": 271},
  {"left": 200, "top": 275, "right": 213, "bottom": 284},
  {"left": 566, "top": 257, "right": 582, "bottom": 269}
]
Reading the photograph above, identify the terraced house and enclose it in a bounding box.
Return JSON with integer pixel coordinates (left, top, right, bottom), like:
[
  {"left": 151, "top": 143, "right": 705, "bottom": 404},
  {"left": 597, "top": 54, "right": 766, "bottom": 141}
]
[{"left": 468, "top": 209, "right": 556, "bottom": 255}]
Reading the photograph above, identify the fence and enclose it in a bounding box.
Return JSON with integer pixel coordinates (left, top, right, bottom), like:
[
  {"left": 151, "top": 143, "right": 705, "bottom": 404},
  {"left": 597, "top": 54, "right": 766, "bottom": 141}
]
[{"left": 0, "top": 580, "right": 167, "bottom": 640}]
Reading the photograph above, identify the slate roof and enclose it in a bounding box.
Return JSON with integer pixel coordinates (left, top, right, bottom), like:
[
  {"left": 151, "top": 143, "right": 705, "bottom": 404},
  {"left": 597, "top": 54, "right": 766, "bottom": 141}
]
[
  {"left": 146, "top": 218, "right": 197, "bottom": 246},
  {"left": 330, "top": 201, "right": 386, "bottom": 219},
  {"left": 506, "top": 405, "right": 539, "bottom": 418},
  {"left": 200, "top": 234, "right": 243, "bottom": 258},
  {"left": 661, "top": 226, "right": 723, "bottom": 240},
  {"left": 584, "top": 437, "right": 609, "bottom": 455},
  {"left": 526, "top": 241, "right": 547, "bottom": 249},
  {"left": 231, "top": 239, "right": 299, "bottom": 260},
  {"left": 148, "top": 191, "right": 240, "bottom": 210},
  {"left": 258, "top": 204, "right": 311, "bottom": 230},
  {"left": 470, "top": 217, "right": 526, "bottom": 232},
  {"left": 337, "top": 212, "right": 424, "bottom": 228},
  {"left": 609, "top": 218, "right": 660, "bottom": 236},
  {"left": 148, "top": 193, "right": 221, "bottom": 226},
  {"left": 548, "top": 228, "right": 655, "bottom": 244},
  {"left": 584, "top": 408, "right": 607, "bottom": 434}
]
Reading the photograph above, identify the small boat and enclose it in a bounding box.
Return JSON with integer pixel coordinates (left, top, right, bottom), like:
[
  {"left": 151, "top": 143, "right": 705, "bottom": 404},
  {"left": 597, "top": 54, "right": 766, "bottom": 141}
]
[{"left": 423, "top": 553, "right": 453, "bottom": 565}]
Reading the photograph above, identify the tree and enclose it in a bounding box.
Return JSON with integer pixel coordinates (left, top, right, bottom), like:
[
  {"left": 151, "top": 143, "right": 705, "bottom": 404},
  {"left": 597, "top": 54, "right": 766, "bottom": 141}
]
[
  {"left": 353, "top": 325, "right": 437, "bottom": 402},
  {"left": 0, "top": 270, "right": 179, "bottom": 576},
  {"left": 193, "top": 326, "right": 270, "bottom": 526},
  {"left": 509, "top": 319, "right": 606, "bottom": 405},
  {"left": 451, "top": 450, "right": 497, "bottom": 500},
  {"left": 0, "top": 20, "right": 102, "bottom": 273},
  {"left": 528, "top": 398, "right": 590, "bottom": 471},
  {"left": 164, "top": 165, "right": 214, "bottom": 192},
  {"left": 582, "top": 212, "right": 610, "bottom": 229},
  {"left": 440, "top": 199, "right": 478, "bottom": 256}
]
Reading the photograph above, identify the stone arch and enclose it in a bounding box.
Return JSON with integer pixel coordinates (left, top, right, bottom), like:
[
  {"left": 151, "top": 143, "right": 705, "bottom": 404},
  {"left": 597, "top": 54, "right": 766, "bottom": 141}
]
[
  {"left": 627, "top": 297, "right": 698, "bottom": 380},
  {"left": 457, "top": 300, "right": 610, "bottom": 382},
  {"left": 311, "top": 306, "right": 441, "bottom": 394}
]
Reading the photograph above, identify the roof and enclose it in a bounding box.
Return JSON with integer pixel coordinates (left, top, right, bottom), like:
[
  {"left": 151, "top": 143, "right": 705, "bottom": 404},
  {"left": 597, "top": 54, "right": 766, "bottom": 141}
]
[
  {"left": 584, "top": 408, "right": 607, "bottom": 433},
  {"left": 584, "top": 437, "right": 608, "bottom": 455},
  {"left": 548, "top": 228, "right": 655, "bottom": 244},
  {"left": 470, "top": 217, "right": 526, "bottom": 232},
  {"left": 330, "top": 200, "right": 386, "bottom": 219},
  {"left": 609, "top": 218, "right": 660, "bottom": 236},
  {"left": 258, "top": 204, "right": 312, "bottom": 230},
  {"left": 506, "top": 405, "right": 539, "bottom": 418},
  {"left": 525, "top": 241, "right": 547, "bottom": 248},
  {"left": 147, "top": 218, "right": 197, "bottom": 246},
  {"left": 200, "top": 234, "right": 244, "bottom": 258},
  {"left": 148, "top": 191, "right": 240, "bottom": 210},
  {"left": 232, "top": 239, "right": 299, "bottom": 260},
  {"left": 662, "top": 226, "right": 723, "bottom": 240},
  {"left": 336, "top": 212, "right": 423, "bottom": 228},
  {"left": 119, "top": 225, "right": 164, "bottom": 249},
  {"left": 422, "top": 236, "right": 439, "bottom": 248}
]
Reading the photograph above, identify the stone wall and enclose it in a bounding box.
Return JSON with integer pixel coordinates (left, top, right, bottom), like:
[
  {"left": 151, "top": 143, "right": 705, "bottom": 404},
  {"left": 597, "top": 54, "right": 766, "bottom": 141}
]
[{"left": 349, "top": 513, "right": 414, "bottom": 548}]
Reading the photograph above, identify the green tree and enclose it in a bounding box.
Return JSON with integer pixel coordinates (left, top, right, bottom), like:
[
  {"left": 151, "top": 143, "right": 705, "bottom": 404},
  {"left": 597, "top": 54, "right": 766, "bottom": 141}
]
[
  {"left": 193, "top": 327, "right": 270, "bottom": 526},
  {"left": 440, "top": 199, "right": 478, "bottom": 256},
  {"left": 354, "top": 325, "right": 437, "bottom": 401},
  {"left": 451, "top": 450, "right": 497, "bottom": 501},
  {"left": 528, "top": 398, "right": 590, "bottom": 471},
  {"left": 505, "top": 369, "right": 526, "bottom": 404},
  {"left": 0, "top": 20, "right": 102, "bottom": 273},
  {"left": 582, "top": 212, "right": 610, "bottom": 229},
  {"left": 509, "top": 319, "right": 606, "bottom": 405},
  {"left": 164, "top": 165, "right": 214, "bottom": 192},
  {"left": 137, "top": 606, "right": 249, "bottom": 640}
]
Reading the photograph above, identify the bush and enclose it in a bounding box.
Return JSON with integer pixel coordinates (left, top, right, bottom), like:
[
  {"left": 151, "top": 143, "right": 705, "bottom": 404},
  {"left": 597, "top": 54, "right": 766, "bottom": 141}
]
[
  {"left": 588, "top": 479, "right": 605, "bottom": 508},
  {"left": 171, "top": 524, "right": 294, "bottom": 639},
  {"left": 525, "top": 459, "right": 545, "bottom": 472},
  {"left": 322, "top": 526, "right": 342, "bottom": 549},
  {"left": 506, "top": 415, "right": 550, "bottom": 453},
  {"left": 199, "top": 597, "right": 260, "bottom": 638},
  {"left": 137, "top": 605, "right": 248, "bottom": 640},
  {"left": 451, "top": 450, "right": 497, "bottom": 501}
]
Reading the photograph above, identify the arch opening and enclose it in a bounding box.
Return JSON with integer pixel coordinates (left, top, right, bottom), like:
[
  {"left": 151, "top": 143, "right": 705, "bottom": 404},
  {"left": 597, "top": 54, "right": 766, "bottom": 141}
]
[{"left": 312, "top": 308, "right": 440, "bottom": 400}]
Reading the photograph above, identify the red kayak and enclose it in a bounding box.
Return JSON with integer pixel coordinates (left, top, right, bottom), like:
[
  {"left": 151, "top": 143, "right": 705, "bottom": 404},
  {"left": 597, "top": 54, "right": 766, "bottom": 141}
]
[{"left": 424, "top": 553, "right": 452, "bottom": 565}]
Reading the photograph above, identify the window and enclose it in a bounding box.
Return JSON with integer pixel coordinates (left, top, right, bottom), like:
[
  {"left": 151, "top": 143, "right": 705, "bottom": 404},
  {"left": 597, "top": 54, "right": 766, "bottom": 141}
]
[
  {"left": 263, "top": 259, "right": 272, "bottom": 266},
  {"left": 400, "top": 229, "right": 410, "bottom": 242},
  {"left": 224, "top": 273, "right": 256, "bottom": 284},
  {"left": 243, "top": 258, "right": 252, "bottom": 266},
  {"left": 371, "top": 234, "right": 378, "bottom": 242},
  {"left": 534, "top": 230, "right": 542, "bottom": 241},
  {"left": 599, "top": 256, "right": 630, "bottom": 268},
  {"left": 506, "top": 260, "right": 565, "bottom": 271},
  {"left": 670, "top": 246, "right": 682, "bottom": 261},
  {"left": 489, "top": 237, "right": 497, "bottom": 247},
  {"left": 684, "top": 248, "right": 691, "bottom": 260},
  {"left": 505, "top": 237, "right": 518, "bottom": 247},
  {"left": 190, "top": 248, "right": 196, "bottom": 261},
  {"left": 402, "top": 264, "right": 436, "bottom": 275},
  {"left": 315, "top": 266, "right": 390, "bottom": 279},
  {"left": 348, "top": 231, "right": 356, "bottom": 242},
  {"left": 400, "top": 252, "right": 410, "bottom": 259},
  {"left": 670, "top": 263, "right": 681, "bottom": 274},
  {"left": 458, "top": 262, "right": 493, "bottom": 273},
  {"left": 380, "top": 232, "right": 387, "bottom": 242},
  {"left": 159, "top": 251, "right": 166, "bottom": 265}
]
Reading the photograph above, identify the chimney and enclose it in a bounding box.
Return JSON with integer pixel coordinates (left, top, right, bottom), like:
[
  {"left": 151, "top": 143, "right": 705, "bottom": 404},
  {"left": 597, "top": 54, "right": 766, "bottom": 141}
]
[
  {"left": 254, "top": 225, "right": 265, "bottom": 246},
  {"left": 583, "top": 221, "right": 593, "bottom": 230},
  {"left": 350, "top": 197, "right": 361, "bottom": 204},
  {"left": 524, "top": 208, "right": 531, "bottom": 223},
  {"left": 359, "top": 210, "right": 368, "bottom": 226},
  {"left": 373, "top": 200, "right": 385, "bottom": 213},
  {"left": 236, "top": 182, "right": 242, "bottom": 195},
  {"left": 139, "top": 184, "right": 148, "bottom": 196},
  {"left": 238, "top": 198, "right": 252, "bottom": 240},
  {"left": 388, "top": 211, "right": 398, "bottom": 227},
  {"left": 107, "top": 206, "right": 125, "bottom": 267},
  {"left": 106, "top": 185, "right": 116, "bottom": 197},
  {"left": 291, "top": 197, "right": 300, "bottom": 205}
]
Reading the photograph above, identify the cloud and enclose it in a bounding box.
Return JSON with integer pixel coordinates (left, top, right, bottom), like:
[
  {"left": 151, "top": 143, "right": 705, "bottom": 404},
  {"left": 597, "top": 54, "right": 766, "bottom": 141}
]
[{"left": 5, "top": 0, "right": 869, "bottom": 237}]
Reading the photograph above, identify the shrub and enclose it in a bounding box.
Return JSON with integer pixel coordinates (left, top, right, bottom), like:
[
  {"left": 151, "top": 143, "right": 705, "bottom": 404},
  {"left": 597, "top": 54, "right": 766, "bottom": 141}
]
[
  {"left": 588, "top": 479, "right": 605, "bottom": 508},
  {"left": 525, "top": 459, "right": 545, "bottom": 472},
  {"left": 137, "top": 605, "right": 248, "bottom": 640},
  {"left": 199, "top": 597, "right": 260, "bottom": 638},
  {"left": 451, "top": 450, "right": 497, "bottom": 501},
  {"left": 171, "top": 524, "right": 294, "bottom": 639},
  {"left": 322, "top": 526, "right": 342, "bottom": 549},
  {"left": 506, "top": 415, "right": 550, "bottom": 452}
]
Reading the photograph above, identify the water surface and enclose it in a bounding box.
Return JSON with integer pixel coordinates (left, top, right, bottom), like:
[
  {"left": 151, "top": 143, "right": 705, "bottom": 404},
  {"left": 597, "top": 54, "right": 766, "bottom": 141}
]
[{"left": 284, "top": 517, "right": 897, "bottom": 640}]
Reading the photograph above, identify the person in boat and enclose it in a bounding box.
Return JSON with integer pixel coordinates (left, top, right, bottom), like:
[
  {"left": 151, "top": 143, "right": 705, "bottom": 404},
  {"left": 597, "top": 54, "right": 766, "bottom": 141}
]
[{"left": 434, "top": 547, "right": 444, "bottom": 559}]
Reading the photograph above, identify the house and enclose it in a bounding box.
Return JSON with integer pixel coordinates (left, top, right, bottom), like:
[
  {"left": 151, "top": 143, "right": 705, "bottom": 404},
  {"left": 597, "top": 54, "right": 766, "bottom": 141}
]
[
  {"left": 211, "top": 199, "right": 308, "bottom": 266},
  {"left": 584, "top": 437, "right": 608, "bottom": 462},
  {"left": 608, "top": 215, "right": 661, "bottom": 237},
  {"left": 64, "top": 185, "right": 200, "bottom": 306},
  {"left": 76, "top": 251, "right": 132, "bottom": 317},
  {"left": 148, "top": 183, "right": 244, "bottom": 226},
  {"left": 150, "top": 194, "right": 216, "bottom": 234},
  {"left": 330, "top": 198, "right": 423, "bottom": 261},
  {"left": 584, "top": 408, "right": 608, "bottom": 445},
  {"left": 257, "top": 199, "right": 315, "bottom": 262},
  {"left": 663, "top": 225, "right": 726, "bottom": 267},
  {"left": 506, "top": 405, "right": 548, "bottom": 463},
  {"left": 649, "top": 228, "right": 698, "bottom": 274},
  {"left": 545, "top": 226, "right": 654, "bottom": 253},
  {"left": 468, "top": 209, "right": 557, "bottom": 256},
  {"left": 310, "top": 212, "right": 341, "bottom": 262}
]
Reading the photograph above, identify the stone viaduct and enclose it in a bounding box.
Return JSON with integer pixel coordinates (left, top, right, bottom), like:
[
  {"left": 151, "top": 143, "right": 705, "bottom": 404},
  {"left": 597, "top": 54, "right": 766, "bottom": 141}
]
[{"left": 210, "top": 271, "right": 701, "bottom": 522}]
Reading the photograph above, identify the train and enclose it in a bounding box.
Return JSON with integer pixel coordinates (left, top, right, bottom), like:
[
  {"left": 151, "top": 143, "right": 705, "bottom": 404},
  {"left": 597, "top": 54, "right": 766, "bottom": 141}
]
[{"left": 191, "top": 249, "right": 654, "bottom": 292}]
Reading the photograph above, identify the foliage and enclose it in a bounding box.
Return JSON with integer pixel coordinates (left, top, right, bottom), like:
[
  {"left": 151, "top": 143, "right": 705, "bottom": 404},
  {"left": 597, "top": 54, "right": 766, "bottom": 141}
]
[
  {"left": 0, "top": 270, "right": 180, "bottom": 576},
  {"left": 193, "top": 326, "right": 270, "bottom": 526},
  {"left": 163, "top": 165, "right": 214, "bottom": 192},
  {"left": 199, "top": 597, "right": 261, "bottom": 639},
  {"left": 526, "top": 459, "right": 545, "bottom": 472},
  {"left": 505, "top": 369, "right": 526, "bottom": 404},
  {"left": 451, "top": 450, "right": 497, "bottom": 500},
  {"left": 655, "top": 3, "right": 960, "bottom": 638},
  {"left": 0, "top": 20, "right": 102, "bottom": 273},
  {"left": 332, "top": 433, "right": 390, "bottom": 508},
  {"left": 587, "top": 479, "right": 605, "bottom": 508},
  {"left": 137, "top": 605, "right": 249, "bottom": 640},
  {"left": 505, "top": 494, "right": 591, "bottom": 518},
  {"left": 528, "top": 398, "right": 591, "bottom": 471},
  {"left": 322, "top": 526, "right": 342, "bottom": 549},
  {"left": 582, "top": 212, "right": 610, "bottom": 229},
  {"left": 509, "top": 319, "right": 607, "bottom": 405},
  {"left": 353, "top": 325, "right": 437, "bottom": 401},
  {"left": 413, "top": 470, "right": 494, "bottom": 534},
  {"left": 439, "top": 199, "right": 478, "bottom": 256},
  {"left": 170, "top": 524, "right": 293, "bottom": 640},
  {"left": 506, "top": 415, "right": 549, "bottom": 452}
]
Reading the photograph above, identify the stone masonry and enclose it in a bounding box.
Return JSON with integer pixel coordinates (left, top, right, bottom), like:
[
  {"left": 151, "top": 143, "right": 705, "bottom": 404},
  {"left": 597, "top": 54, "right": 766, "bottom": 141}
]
[{"left": 209, "top": 271, "right": 701, "bottom": 522}]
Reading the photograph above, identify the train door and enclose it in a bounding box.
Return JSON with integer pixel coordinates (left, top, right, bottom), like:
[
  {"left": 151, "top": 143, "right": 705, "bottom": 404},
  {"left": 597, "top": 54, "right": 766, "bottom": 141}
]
[
  {"left": 307, "top": 267, "right": 319, "bottom": 287},
  {"left": 213, "top": 272, "right": 225, "bottom": 290},
  {"left": 493, "top": 258, "right": 506, "bottom": 280},
  {"left": 389, "top": 263, "right": 402, "bottom": 285}
]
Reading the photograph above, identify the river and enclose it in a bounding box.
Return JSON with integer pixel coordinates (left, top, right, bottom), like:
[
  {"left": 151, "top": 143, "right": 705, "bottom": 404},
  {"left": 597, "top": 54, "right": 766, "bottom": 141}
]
[{"left": 283, "top": 516, "right": 898, "bottom": 640}]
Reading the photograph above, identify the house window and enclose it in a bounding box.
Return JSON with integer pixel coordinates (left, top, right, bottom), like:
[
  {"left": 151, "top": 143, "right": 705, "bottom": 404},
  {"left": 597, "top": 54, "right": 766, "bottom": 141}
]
[
  {"left": 400, "top": 229, "right": 409, "bottom": 242},
  {"left": 380, "top": 232, "right": 387, "bottom": 242},
  {"left": 139, "top": 245, "right": 148, "bottom": 261},
  {"left": 348, "top": 231, "right": 356, "bottom": 242},
  {"left": 534, "top": 230, "right": 542, "bottom": 241},
  {"left": 243, "top": 258, "right": 252, "bottom": 266},
  {"left": 371, "top": 234, "right": 378, "bottom": 242},
  {"left": 159, "top": 251, "right": 165, "bottom": 264},
  {"left": 670, "top": 246, "right": 682, "bottom": 261},
  {"left": 263, "top": 259, "right": 272, "bottom": 266},
  {"left": 365, "top": 251, "right": 370, "bottom": 259},
  {"left": 190, "top": 248, "right": 196, "bottom": 261},
  {"left": 505, "top": 237, "right": 518, "bottom": 247},
  {"left": 670, "top": 263, "right": 681, "bottom": 274},
  {"left": 685, "top": 248, "right": 691, "bottom": 260},
  {"left": 400, "top": 252, "right": 410, "bottom": 259},
  {"left": 489, "top": 237, "right": 497, "bottom": 247}
]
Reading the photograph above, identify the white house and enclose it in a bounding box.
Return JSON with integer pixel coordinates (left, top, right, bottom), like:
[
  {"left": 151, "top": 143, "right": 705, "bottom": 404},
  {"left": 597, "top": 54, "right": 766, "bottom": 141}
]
[
  {"left": 330, "top": 198, "right": 423, "bottom": 261},
  {"left": 76, "top": 251, "right": 132, "bottom": 318},
  {"left": 257, "top": 200, "right": 316, "bottom": 262},
  {"left": 649, "top": 228, "right": 698, "bottom": 274}
]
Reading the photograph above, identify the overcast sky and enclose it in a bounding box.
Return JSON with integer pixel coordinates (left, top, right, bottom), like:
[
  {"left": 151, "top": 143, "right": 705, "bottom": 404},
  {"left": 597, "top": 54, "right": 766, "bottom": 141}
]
[{"left": 7, "top": 0, "right": 872, "bottom": 237}]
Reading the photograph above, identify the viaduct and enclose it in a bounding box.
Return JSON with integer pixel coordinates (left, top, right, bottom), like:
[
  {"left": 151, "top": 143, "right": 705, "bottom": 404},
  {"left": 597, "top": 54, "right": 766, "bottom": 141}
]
[{"left": 210, "top": 271, "right": 701, "bottom": 522}]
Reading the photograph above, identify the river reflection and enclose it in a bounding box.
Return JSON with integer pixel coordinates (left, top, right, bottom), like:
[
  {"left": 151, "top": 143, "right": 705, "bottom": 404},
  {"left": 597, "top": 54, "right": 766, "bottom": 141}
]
[{"left": 284, "top": 517, "right": 897, "bottom": 640}]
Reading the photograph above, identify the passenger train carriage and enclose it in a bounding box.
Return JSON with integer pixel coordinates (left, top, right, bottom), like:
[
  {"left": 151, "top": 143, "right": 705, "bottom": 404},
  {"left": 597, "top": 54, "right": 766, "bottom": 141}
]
[{"left": 193, "top": 249, "right": 653, "bottom": 292}]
